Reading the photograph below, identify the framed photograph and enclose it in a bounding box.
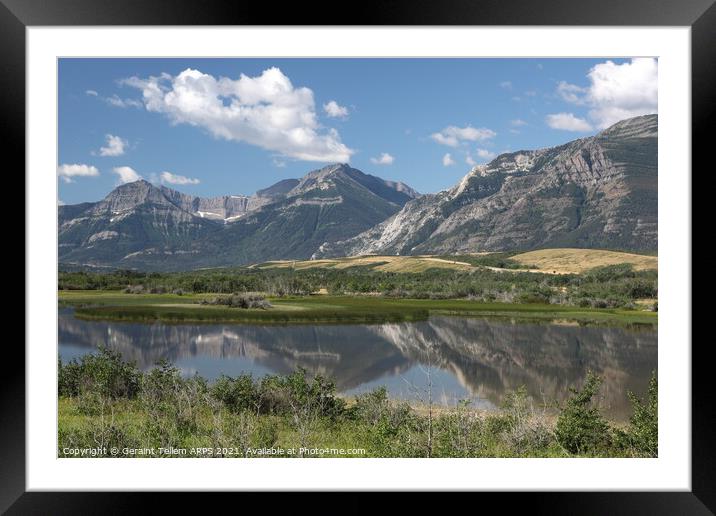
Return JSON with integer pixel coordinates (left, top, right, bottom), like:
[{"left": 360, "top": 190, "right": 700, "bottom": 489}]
[{"left": 7, "top": 0, "right": 711, "bottom": 510}]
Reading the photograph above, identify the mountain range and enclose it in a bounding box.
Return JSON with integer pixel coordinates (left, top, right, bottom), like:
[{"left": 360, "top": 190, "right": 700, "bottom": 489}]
[
  {"left": 59, "top": 164, "right": 419, "bottom": 270},
  {"left": 58, "top": 114, "right": 657, "bottom": 271}
]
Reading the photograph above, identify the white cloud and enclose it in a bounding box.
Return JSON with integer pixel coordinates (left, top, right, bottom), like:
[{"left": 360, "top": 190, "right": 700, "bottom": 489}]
[
  {"left": 556, "top": 81, "right": 587, "bottom": 104},
  {"left": 585, "top": 58, "right": 658, "bottom": 128},
  {"left": 112, "top": 166, "right": 142, "bottom": 184},
  {"left": 323, "top": 100, "right": 349, "bottom": 118},
  {"left": 86, "top": 90, "right": 142, "bottom": 108},
  {"left": 106, "top": 95, "right": 143, "bottom": 109},
  {"left": 370, "top": 153, "right": 394, "bottom": 165},
  {"left": 160, "top": 171, "right": 200, "bottom": 185},
  {"left": 545, "top": 112, "right": 593, "bottom": 132},
  {"left": 57, "top": 163, "right": 99, "bottom": 183},
  {"left": 510, "top": 119, "right": 528, "bottom": 127},
  {"left": 123, "top": 67, "right": 354, "bottom": 163},
  {"left": 553, "top": 58, "right": 657, "bottom": 129},
  {"left": 476, "top": 148, "right": 496, "bottom": 160},
  {"left": 98, "top": 134, "right": 128, "bottom": 157},
  {"left": 430, "top": 125, "right": 496, "bottom": 147},
  {"left": 465, "top": 148, "right": 496, "bottom": 165},
  {"left": 500, "top": 81, "right": 513, "bottom": 90},
  {"left": 442, "top": 153, "right": 455, "bottom": 167}
]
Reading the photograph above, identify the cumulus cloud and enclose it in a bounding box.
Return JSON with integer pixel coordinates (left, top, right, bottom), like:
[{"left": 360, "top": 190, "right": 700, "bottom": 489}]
[
  {"left": 430, "top": 125, "right": 496, "bottom": 147},
  {"left": 98, "top": 134, "right": 128, "bottom": 157},
  {"left": 160, "top": 171, "right": 200, "bottom": 185},
  {"left": 370, "top": 153, "right": 394, "bottom": 165},
  {"left": 122, "top": 67, "right": 354, "bottom": 163},
  {"left": 510, "top": 119, "right": 528, "bottom": 127},
  {"left": 465, "top": 154, "right": 476, "bottom": 166},
  {"left": 500, "top": 81, "right": 513, "bottom": 90},
  {"left": 442, "top": 153, "right": 455, "bottom": 167},
  {"left": 85, "top": 89, "right": 98, "bottom": 96},
  {"left": 545, "top": 113, "right": 593, "bottom": 132},
  {"left": 112, "top": 166, "right": 142, "bottom": 184},
  {"left": 323, "top": 100, "right": 349, "bottom": 118},
  {"left": 551, "top": 58, "right": 657, "bottom": 129},
  {"left": 57, "top": 163, "right": 99, "bottom": 183}
]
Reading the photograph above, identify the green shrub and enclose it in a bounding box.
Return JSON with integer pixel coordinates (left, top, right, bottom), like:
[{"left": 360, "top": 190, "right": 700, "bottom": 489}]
[
  {"left": 58, "top": 358, "right": 81, "bottom": 397},
  {"left": 141, "top": 360, "right": 183, "bottom": 403},
  {"left": 200, "top": 294, "right": 272, "bottom": 309},
  {"left": 433, "top": 400, "right": 485, "bottom": 457},
  {"left": 555, "top": 371, "right": 612, "bottom": 454},
  {"left": 58, "top": 347, "right": 140, "bottom": 399},
  {"left": 254, "top": 370, "right": 345, "bottom": 420},
  {"left": 139, "top": 361, "right": 207, "bottom": 443},
  {"left": 351, "top": 387, "right": 418, "bottom": 456},
  {"left": 211, "top": 374, "right": 260, "bottom": 414},
  {"left": 351, "top": 387, "right": 390, "bottom": 424},
  {"left": 498, "top": 387, "right": 555, "bottom": 455},
  {"left": 352, "top": 387, "right": 414, "bottom": 432},
  {"left": 617, "top": 371, "right": 658, "bottom": 457}
]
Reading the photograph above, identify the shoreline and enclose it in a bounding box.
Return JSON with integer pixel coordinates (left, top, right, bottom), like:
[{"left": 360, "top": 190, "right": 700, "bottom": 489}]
[{"left": 59, "top": 290, "right": 658, "bottom": 327}]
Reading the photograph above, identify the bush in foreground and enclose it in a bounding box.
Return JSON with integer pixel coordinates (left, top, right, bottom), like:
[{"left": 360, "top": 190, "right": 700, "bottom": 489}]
[
  {"left": 58, "top": 349, "right": 656, "bottom": 458},
  {"left": 555, "top": 371, "right": 612, "bottom": 454},
  {"left": 615, "top": 371, "right": 658, "bottom": 457}
]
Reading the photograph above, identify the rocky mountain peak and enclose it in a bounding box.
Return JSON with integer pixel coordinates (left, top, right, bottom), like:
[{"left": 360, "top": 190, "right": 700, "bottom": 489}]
[{"left": 99, "top": 179, "right": 169, "bottom": 212}]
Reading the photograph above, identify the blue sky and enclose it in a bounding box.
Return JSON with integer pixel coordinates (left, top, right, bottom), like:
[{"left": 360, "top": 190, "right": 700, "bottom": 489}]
[{"left": 58, "top": 58, "right": 657, "bottom": 204}]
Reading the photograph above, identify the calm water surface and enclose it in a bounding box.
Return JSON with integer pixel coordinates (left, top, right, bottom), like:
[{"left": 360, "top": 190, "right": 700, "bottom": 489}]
[{"left": 58, "top": 308, "right": 657, "bottom": 420}]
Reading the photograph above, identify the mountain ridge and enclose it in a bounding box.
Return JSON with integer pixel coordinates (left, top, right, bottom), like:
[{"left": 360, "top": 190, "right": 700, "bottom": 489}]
[
  {"left": 58, "top": 165, "right": 420, "bottom": 270},
  {"left": 314, "top": 114, "right": 657, "bottom": 258}
]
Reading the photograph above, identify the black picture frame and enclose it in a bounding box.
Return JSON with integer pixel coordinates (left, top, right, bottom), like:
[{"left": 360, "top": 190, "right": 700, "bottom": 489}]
[{"left": 6, "top": 0, "right": 710, "bottom": 511}]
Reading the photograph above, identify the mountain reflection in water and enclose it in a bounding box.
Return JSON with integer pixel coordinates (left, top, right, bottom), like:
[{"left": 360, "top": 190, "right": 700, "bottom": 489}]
[{"left": 59, "top": 309, "right": 656, "bottom": 421}]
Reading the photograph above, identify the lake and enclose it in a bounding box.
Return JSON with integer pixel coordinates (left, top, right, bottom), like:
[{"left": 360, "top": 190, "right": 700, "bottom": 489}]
[{"left": 58, "top": 308, "right": 657, "bottom": 421}]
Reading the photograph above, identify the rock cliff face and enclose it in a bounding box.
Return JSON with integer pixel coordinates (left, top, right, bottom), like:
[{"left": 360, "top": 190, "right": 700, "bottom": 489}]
[
  {"left": 315, "top": 115, "right": 657, "bottom": 258},
  {"left": 157, "top": 186, "right": 274, "bottom": 222}
]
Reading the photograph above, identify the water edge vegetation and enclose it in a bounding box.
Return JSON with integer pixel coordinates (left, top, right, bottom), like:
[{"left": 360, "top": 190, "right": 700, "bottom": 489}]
[{"left": 58, "top": 347, "right": 657, "bottom": 458}]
